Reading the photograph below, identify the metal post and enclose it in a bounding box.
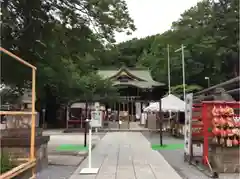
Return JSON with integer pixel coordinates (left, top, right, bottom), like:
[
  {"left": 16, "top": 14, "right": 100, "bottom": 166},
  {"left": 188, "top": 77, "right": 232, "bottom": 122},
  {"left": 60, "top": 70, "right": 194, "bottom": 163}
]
[
  {"left": 181, "top": 44, "right": 186, "bottom": 101},
  {"left": 84, "top": 120, "right": 88, "bottom": 147},
  {"left": 79, "top": 118, "right": 99, "bottom": 174},
  {"left": 88, "top": 124, "right": 92, "bottom": 168},
  {"left": 84, "top": 102, "right": 88, "bottom": 147},
  {"left": 167, "top": 44, "right": 171, "bottom": 95},
  {"left": 167, "top": 44, "right": 172, "bottom": 129},
  {"left": 159, "top": 100, "right": 163, "bottom": 146},
  {"left": 175, "top": 45, "right": 186, "bottom": 101}
]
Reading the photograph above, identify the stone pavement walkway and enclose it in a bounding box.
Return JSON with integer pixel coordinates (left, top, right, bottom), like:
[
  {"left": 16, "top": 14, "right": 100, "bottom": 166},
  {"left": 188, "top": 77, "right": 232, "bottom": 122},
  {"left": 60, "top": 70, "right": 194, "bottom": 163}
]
[{"left": 69, "top": 132, "right": 183, "bottom": 179}]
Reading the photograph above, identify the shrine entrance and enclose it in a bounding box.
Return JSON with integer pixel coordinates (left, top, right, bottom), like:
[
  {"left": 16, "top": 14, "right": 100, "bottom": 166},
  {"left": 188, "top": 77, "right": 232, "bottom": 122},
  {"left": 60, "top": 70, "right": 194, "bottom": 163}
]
[{"left": 106, "top": 97, "right": 143, "bottom": 129}]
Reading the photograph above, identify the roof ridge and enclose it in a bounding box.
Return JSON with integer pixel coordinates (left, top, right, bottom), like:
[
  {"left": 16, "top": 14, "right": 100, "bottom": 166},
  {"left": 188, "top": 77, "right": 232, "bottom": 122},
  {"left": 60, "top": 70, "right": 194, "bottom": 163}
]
[{"left": 97, "top": 67, "right": 149, "bottom": 71}]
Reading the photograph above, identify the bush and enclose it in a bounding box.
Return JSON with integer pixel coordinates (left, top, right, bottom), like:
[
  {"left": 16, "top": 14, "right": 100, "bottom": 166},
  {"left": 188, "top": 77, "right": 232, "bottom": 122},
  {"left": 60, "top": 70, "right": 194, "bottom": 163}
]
[{"left": 0, "top": 152, "right": 15, "bottom": 174}]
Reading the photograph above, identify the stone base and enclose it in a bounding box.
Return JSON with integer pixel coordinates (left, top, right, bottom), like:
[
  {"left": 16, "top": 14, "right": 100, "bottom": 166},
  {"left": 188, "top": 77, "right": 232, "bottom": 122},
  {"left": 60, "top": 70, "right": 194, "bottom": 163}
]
[
  {"left": 0, "top": 128, "right": 43, "bottom": 137},
  {"left": 210, "top": 146, "right": 240, "bottom": 173},
  {"left": 0, "top": 128, "right": 50, "bottom": 174},
  {"left": 79, "top": 167, "right": 99, "bottom": 174}
]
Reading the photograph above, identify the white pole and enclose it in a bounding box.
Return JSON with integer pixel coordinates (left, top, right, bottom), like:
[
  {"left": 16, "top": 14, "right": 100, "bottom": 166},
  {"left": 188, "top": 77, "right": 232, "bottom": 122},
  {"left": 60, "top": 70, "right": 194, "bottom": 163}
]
[
  {"left": 181, "top": 44, "right": 186, "bottom": 101},
  {"left": 167, "top": 44, "right": 171, "bottom": 95},
  {"left": 167, "top": 44, "right": 172, "bottom": 130},
  {"left": 88, "top": 123, "right": 92, "bottom": 168},
  {"left": 79, "top": 118, "right": 99, "bottom": 174}
]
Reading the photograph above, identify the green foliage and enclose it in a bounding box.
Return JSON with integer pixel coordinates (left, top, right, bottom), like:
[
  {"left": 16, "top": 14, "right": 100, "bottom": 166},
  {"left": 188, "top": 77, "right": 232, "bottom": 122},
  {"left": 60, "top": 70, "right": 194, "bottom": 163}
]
[
  {"left": 171, "top": 84, "right": 203, "bottom": 97},
  {"left": 1, "top": 0, "right": 239, "bottom": 118},
  {"left": 0, "top": 152, "right": 16, "bottom": 174},
  {"left": 1, "top": 0, "right": 136, "bottom": 106},
  {"left": 0, "top": 86, "right": 23, "bottom": 104},
  {"left": 106, "top": 0, "right": 239, "bottom": 89}
]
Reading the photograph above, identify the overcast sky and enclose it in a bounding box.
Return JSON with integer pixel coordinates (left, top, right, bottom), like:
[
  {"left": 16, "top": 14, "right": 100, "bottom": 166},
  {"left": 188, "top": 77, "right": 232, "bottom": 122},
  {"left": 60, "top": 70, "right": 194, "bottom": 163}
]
[{"left": 115, "top": 0, "right": 201, "bottom": 43}]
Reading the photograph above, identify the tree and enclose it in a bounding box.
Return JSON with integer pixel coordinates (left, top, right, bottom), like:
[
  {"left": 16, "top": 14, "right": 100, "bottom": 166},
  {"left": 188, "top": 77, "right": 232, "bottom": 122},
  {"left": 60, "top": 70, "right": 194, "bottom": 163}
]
[
  {"left": 107, "top": 0, "right": 239, "bottom": 89},
  {"left": 171, "top": 84, "right": 203, "bottom": 97},
  {"left": 1, "top": 0, "right": 135, "bottom": 126}
]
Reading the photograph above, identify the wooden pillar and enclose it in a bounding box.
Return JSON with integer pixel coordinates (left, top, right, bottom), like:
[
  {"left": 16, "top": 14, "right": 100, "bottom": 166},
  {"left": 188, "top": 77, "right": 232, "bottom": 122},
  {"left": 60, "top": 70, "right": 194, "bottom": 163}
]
[
  {"left": 126, "top": 98, "right": 129, "bottom": 124},
  {"left": 118, "top": 102, "right": 120, "bottom": 121},
  {"left": 124, "top": 100, "right": 126, "bottom": 112},
  {"left": 66, "top": 107, "right": 69, "bottom": 129},
  {"left": 131, "top": 98, "right": 134, "bottom": 121}
]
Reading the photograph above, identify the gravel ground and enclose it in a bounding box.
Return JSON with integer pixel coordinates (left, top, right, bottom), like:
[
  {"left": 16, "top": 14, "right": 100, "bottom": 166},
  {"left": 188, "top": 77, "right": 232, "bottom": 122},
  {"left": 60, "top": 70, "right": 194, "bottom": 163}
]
[{"left": 142, "top": 132, "right": 240, "bottom": 179}]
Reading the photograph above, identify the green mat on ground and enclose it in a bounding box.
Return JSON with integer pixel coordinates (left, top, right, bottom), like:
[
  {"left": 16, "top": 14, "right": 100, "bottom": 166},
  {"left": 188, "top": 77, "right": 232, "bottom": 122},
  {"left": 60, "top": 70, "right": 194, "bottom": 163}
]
[
  {"left": 56, "top": 144, "right": 88, "bottom": 151},
  {"left": 151, "top": 144, "right": 184, "bottom": 150}
]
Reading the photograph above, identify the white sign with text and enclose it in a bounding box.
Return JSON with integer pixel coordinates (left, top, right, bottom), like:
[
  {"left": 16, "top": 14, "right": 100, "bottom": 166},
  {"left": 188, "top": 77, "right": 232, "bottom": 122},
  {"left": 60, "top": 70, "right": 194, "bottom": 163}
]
[
  {"left": 184, "top": 93, "right": 193, "bottom": 155},
  {"left": 90, "top": 110, "right": 102, "bottom": 127}
]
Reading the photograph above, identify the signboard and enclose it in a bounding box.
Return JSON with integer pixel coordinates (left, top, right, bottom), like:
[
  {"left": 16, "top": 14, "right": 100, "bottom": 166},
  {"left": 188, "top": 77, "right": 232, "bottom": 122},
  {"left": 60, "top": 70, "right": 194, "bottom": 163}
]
[
  {"left": 90, "top": 110, "right": 102, "bottom": 127},
  {"left": 184, "top": 93, "right": 193, "bottom": 155}
]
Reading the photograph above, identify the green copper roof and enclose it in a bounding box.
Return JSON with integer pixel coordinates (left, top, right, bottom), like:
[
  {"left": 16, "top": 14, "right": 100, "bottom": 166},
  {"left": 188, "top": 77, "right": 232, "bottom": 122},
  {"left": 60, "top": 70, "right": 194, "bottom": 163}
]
[
  {"left": 113, "top": 81, "right": 154, "bottom": 88},
  {"left": 98, "top": 67, "right": 165, "bottom": 88}
]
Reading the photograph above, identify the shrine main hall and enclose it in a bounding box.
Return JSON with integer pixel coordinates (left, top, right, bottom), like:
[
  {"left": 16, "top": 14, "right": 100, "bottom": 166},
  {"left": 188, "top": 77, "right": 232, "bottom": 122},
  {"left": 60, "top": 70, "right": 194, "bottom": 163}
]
[{"left": 97, "top": 67, "right": 165, "bottom": 121}]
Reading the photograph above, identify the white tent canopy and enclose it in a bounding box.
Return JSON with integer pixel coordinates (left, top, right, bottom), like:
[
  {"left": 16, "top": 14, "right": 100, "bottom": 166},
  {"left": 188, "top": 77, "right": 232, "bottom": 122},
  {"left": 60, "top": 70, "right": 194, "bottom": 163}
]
[{"left": 144, "top": 94, "right": 185, "bottom": 112}]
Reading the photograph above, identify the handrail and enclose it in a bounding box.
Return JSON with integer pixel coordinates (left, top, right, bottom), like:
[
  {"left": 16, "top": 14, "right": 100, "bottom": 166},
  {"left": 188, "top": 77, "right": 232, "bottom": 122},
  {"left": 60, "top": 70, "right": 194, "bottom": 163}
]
[
  {"left": 0, "top": 111, "right": 37, "bottom": 115},
  {"left": 0, "top": 47, "right": 36, "bottom": 70},
  {"left": 0, "top": 160, "right": 36, "bottom": 179},
  {"left": 0, "top": 47, "right": 37, "bottom": 179},
  {"left": 194, "top": 76, "right": 240, "bottom": 95}
]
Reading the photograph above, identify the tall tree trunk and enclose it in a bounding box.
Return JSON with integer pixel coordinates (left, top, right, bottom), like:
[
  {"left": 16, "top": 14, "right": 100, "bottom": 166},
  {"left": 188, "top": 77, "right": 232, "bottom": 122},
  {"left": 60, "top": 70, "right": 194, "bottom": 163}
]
[{"left": 44, "top": 85, "right": 58, "bottom": 128}]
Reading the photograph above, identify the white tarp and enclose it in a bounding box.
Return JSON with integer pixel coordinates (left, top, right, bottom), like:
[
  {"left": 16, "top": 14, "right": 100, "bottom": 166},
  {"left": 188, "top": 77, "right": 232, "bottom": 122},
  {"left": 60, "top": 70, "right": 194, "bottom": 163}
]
[{"left": 144, "top": 94, "right": 185, "bottom": 112}]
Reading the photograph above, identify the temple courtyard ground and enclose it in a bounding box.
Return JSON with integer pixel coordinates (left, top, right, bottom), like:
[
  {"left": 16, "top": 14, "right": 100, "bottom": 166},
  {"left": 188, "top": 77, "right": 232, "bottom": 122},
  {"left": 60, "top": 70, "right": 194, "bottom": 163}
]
[{"left": 37, "top": 131, "right": 240, "bottom": 179}]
